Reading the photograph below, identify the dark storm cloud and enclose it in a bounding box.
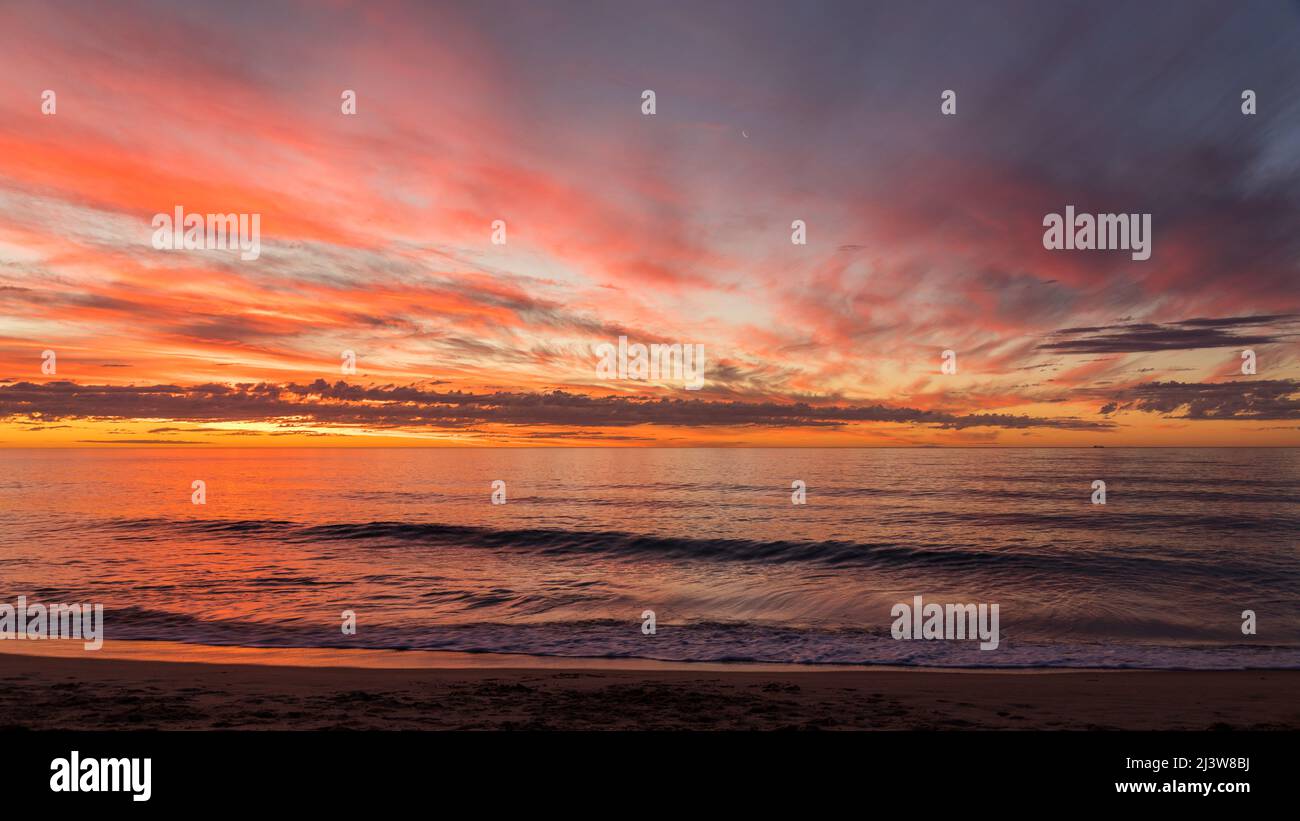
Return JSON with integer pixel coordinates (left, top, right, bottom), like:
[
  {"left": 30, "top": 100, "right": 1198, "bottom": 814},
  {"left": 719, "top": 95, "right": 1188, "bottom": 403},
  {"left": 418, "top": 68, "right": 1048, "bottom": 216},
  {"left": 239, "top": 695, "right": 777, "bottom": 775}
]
[
  {"left": 1039, "top": 315, "right": 1299, "bottom": 354},
  {"left": 0, "top": 380, "right": 1110, "bottom": 431},
  {"left": 1084, "top": 379, "right": 1300, "bottom": 420}
]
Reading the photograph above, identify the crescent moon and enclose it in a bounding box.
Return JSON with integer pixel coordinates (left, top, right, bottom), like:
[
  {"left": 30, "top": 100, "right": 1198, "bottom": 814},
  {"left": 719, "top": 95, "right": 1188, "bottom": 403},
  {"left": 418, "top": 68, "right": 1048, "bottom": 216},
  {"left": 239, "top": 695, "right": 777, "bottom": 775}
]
[{"left": 742, "top": 130, "right": 749, "bottom": 138}]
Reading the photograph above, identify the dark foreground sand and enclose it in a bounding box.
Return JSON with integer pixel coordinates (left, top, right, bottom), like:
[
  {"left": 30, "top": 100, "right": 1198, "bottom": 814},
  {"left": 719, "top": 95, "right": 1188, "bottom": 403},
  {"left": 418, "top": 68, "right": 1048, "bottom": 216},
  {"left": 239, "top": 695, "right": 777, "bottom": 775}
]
[{"left": 1, "top": 648, "right": 1297, "bottom": 730}]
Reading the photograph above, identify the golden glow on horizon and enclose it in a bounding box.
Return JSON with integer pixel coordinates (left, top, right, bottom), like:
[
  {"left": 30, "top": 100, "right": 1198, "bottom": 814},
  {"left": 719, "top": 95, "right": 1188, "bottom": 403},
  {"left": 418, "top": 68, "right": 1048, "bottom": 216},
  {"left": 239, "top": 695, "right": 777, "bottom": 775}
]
[{"left": 4, "top": 414, "right": 1296, "bottom": 447}]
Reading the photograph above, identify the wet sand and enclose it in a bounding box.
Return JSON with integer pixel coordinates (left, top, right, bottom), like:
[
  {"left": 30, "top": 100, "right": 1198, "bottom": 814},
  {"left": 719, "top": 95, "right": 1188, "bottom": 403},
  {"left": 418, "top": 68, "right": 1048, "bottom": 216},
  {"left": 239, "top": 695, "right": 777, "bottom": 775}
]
[{"left": 1, "top": 643, "right": 1296, "bottom": 730}]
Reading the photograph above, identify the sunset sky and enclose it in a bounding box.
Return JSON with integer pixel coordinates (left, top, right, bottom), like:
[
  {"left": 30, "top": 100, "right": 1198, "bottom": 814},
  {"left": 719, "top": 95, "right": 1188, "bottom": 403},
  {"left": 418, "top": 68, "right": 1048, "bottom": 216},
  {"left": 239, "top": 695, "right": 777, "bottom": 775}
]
[{"left": 1, "top": 0, "right": 1297, "bottom": 446}]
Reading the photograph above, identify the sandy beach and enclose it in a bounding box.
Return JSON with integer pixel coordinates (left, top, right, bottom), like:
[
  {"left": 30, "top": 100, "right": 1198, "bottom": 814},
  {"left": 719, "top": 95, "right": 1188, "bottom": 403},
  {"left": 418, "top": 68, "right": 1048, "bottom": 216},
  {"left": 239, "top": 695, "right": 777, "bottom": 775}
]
[{"left": 1, "top": 642, "right": 1296, "bottom": 731}]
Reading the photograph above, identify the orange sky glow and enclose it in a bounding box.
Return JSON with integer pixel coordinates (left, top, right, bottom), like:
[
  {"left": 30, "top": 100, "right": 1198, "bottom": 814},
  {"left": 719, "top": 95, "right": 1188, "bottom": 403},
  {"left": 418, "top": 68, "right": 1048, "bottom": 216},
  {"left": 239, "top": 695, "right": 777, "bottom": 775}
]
[{"left": 1, "top": 1, "right": 1297, "bottom": 447}]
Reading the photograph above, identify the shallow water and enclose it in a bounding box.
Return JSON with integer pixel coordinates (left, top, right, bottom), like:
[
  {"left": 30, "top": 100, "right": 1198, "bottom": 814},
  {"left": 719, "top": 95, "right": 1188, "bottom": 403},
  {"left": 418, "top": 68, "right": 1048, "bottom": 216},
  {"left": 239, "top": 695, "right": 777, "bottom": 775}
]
[{"left": 1, "top": 447, "right": 1296, "bottom": 668}]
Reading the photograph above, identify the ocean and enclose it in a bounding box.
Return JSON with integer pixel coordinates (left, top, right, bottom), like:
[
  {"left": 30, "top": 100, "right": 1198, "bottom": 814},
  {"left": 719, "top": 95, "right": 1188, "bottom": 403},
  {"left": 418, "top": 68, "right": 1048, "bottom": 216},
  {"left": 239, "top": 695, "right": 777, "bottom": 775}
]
[{"left": 1, "top": 447, "right": 1296, "bottom": 669}]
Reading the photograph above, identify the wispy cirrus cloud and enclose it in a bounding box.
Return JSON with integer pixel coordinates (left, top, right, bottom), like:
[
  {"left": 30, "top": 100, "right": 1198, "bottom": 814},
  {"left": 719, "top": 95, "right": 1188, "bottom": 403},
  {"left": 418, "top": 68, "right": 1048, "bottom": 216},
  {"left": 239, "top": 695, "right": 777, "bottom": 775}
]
[{"left": 0, "top": 0, "right": 1298, "bottom": 446}]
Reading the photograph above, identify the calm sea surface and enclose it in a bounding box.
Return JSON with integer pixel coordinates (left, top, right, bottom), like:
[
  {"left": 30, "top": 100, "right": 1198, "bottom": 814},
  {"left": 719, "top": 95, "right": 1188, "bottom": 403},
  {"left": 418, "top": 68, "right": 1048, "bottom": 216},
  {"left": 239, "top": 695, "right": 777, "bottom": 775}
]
[{"left": 1, "top": 448, "right": 1297, "bottom": 668}]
